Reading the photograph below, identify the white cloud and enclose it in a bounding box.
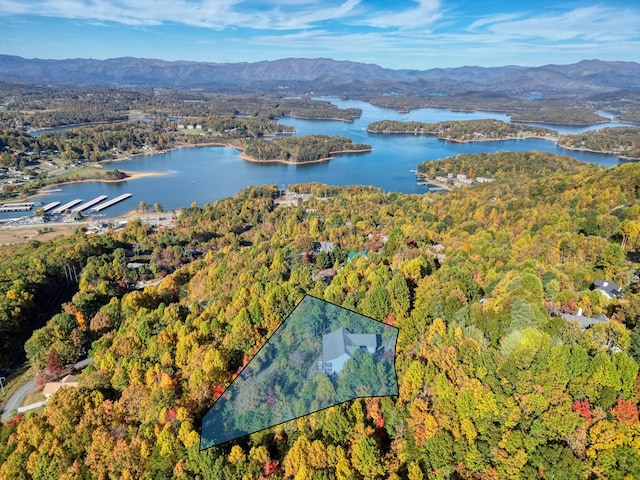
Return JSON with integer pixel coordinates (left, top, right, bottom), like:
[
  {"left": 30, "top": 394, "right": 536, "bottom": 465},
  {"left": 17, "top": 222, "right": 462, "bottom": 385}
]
[
  {"left": 473, "top": 6, "right": 640, "bottom": 42},
  {"left": 355, "top": 0, "right": 442, "bottom": 29},
  {"left": 468, "top": 13, "right": 522, "bottom": 31},
  {"left": 243, "top": 19, "right": 640, "bottom": 69},
  {"left": 2, "top": 1, "right": 639, "bottom": 68},
  {"left": 256, "top": 0, "right": 361, "bottom": 30},
  {"left": 0, "top": 0, "right": 362, "bottom": 29}
]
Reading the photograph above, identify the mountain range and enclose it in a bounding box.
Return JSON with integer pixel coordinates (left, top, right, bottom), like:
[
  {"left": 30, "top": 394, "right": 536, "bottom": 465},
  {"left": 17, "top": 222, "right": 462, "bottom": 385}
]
[{"left": 0, "top": 55, "right": 639, "bottom": 97}]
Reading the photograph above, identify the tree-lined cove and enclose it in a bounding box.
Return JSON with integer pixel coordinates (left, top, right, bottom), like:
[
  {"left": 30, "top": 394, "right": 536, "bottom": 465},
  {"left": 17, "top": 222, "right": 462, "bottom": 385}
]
[{"left": 0, "top": 98, "right": 635, "bottom": 220}]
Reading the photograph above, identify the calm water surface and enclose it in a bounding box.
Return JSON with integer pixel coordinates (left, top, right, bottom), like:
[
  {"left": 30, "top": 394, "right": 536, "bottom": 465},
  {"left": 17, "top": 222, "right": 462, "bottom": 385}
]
[{"left": 3, "top": 99, "right": 626, "bottom": 219}]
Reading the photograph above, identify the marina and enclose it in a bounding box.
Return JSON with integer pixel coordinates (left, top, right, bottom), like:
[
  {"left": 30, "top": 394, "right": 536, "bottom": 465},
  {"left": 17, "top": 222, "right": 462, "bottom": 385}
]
[
  {"left": 72, "top": 195, "right": 108, "bottom": 213},
  {"left": 92, "top": 193, "right": 133, "bottom": 212},
  {"left": 41, "top": 201, "right": 61, "bottom": 212},
  {"left": 0, "top": 202, "right": 35, "bottom": 213},
  {"left": 51, "top": 199, "right": 83, "bottom": 214}
]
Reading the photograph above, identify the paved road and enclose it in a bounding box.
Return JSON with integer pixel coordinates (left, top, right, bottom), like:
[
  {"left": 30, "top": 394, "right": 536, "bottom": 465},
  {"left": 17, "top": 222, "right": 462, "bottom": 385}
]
[
  {"left": 1, "top": 379, "right": 35, "bottom": 422},
  {"left": 74, "top": 357, "right": 93, "bottom": 369},
  {"left": 1, "top": 357, "right": 92, "bottom": 422}
]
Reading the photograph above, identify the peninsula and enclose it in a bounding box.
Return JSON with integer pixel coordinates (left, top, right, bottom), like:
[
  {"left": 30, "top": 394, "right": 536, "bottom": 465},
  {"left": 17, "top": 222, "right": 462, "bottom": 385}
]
[
  {"left": 367, "top": 119, "right": 557, "bottom": 142},
  {"left": 558, "top": 126, "right": 640, "bottom": 160},
  {"left": 368, "top": 119, "right": 640, "bottom": 160}
]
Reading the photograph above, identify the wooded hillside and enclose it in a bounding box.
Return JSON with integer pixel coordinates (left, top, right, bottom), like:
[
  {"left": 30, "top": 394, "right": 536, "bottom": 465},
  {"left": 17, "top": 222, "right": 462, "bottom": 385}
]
[
  {"left": 1, "top": 152, "right": 640, "bottom": 479},
  {"left": 367, "top": 119, "right": 556, "bottom": 141}
]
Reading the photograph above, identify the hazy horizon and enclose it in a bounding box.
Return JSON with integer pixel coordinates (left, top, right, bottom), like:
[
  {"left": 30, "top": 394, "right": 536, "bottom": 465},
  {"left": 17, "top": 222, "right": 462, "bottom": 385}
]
[
  {"left": 3, "top": 54, "right": 638, "bottom": 71},
  {"left": 1, "top": 1, "right": 638, "bottom": 70}
]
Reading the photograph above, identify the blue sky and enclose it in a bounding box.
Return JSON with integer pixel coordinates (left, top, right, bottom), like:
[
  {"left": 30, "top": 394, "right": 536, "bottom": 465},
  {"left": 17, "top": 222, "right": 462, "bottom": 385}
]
[{"left": 1, "top": 1, "right": 639, "bottom": 69}]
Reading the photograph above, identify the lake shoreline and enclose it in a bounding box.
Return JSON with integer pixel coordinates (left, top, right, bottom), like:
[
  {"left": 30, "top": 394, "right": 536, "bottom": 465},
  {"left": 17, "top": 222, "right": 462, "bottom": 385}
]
[
  {"left": 558, "top": 144, "right": 638, "bottom": 160},
  {"left": 442, "top": 135, "right": 558, "bottom": 144},
  {"left": 285, "top": 114, "right": 355, "bottom": 123},
  {"left": 0, "top": 99, "right": 625, "bottom": 220},
  {"left": 367, "top": 102, "right": 632, "bottom": 127},
  {"left": 6, "top": 170, "right": 167, "bottom": 203},
  {"left": 366, "top": 129, "right": 558, "bottom": 143},
  {"left": 101, "top": 141, "right": 234, "bottom": 165},
  {"left": 52, "top": 170, "right": 167, "bottom": 186},
  {"left": 241, "top": 148, "right": 372, "bottom": 165},
  {"left": 366, "top": 129, "right": 638, "bottom": 159}
]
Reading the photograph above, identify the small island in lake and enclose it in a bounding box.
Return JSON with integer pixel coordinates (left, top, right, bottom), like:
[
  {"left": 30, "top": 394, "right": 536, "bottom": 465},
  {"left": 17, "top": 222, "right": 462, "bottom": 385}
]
[
  {"left": 240, "top": 134, "right": 372, "bottom": 164},
  {"left": 366, "top": 119, "right": 557, "bottom": 142}
]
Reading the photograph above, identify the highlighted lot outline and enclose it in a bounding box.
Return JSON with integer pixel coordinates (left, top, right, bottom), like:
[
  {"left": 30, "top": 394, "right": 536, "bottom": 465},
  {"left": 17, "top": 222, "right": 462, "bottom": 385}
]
[{"left": 200, "top": 295, "right": 399, "bottom": 449}]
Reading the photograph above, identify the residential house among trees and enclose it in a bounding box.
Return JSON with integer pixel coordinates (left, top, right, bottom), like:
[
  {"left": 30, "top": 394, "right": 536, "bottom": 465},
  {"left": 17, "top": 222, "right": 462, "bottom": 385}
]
[
  {"left": 593, "top": 279, "right": 623, "bottom": 299},
  {"left": 561, "top": 308, "right": 609, "bottom": 330},
  {"left": 320, "top": 327, "right": 380, "bottom": 375},
  {"left": 313, "top": 241, "right": 334, "bottom": 254},
  {"left": 42, "top": 374, "right": 79, "bottom": 398}
]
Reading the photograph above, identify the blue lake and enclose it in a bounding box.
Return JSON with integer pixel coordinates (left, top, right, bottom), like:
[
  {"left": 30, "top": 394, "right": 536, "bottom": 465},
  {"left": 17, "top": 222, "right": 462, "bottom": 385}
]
[{"left": 3, "top": 99, "right": 627, "bottom": 219}]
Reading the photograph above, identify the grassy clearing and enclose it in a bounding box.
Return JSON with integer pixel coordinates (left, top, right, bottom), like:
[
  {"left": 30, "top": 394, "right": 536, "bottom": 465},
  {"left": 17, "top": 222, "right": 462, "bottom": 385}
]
[
  {"left": 53, "top": 166, "right": 107, "bottom": 180},
  {"left": 22, "top": 390, "right": 45, "bottom": 406}
]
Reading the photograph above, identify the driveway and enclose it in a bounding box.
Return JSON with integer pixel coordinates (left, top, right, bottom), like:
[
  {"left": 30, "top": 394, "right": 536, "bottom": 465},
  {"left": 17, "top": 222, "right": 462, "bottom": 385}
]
[
  {"left": 1, "top": 379, "right": 35, "bottom": 422},
  {"left": 1, "top": 357, "right": 93, "bottom": 422}
]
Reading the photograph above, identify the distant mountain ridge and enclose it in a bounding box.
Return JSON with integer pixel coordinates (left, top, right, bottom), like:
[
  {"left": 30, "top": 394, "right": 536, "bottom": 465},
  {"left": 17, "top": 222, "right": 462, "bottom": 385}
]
[{"left": 0, "top": 55, "right": 638, "bottom": 96}]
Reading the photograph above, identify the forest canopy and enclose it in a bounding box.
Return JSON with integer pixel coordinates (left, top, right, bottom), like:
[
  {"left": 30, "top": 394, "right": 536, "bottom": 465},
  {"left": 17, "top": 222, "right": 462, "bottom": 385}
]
[
  {"left": 367, "top": 119, "right": 556, "bottom": 142},
  {"left": 558, "top": 126, "right": 640, "bottom": 159},
  {"left": 242, "top": 135, "right": 371, "bottom": 163}
]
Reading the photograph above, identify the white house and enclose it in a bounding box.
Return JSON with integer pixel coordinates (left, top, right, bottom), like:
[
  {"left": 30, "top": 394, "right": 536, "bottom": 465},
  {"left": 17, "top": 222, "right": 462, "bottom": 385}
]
[
  {"left": 321, "top": 327, "right": 380, "bottom": 375},
  {"left": 43, "top": 374, "right": 79, "bottom": 398}
]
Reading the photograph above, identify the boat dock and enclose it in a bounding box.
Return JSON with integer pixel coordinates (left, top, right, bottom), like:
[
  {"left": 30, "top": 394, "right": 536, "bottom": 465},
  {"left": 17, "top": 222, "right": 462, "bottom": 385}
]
[
  {"left": 415, "top": 173, "right": 452, "bottom": 192},
  {"left": 0, "top": 202, "right": 35, "bottom": 212},
  {"left": 72, "top": 195, "right": 108, "bottom": 213},
  {"left": 51, "top": 199, "right": 83, "bottom": 214},
  {"left": 92, "top": 193, "right": 132, "bottom": 212},
  {"left": 416, "top": 181, "right": 448, "bottom": 192},
  {"left": 41, "top": 201, "right": 61, "bottom": 212}
]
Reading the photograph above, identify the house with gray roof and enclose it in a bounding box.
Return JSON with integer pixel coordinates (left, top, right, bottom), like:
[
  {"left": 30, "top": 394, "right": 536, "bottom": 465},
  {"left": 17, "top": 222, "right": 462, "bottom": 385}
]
[
  {"left": 321, "top": 327, "right": 380, "bottom": 375},
  {"left": 593, "top": 279, "right": 622, "bottom": 299},
  {"left": 313, "top": 241, "right": 334, "bottom": 254},
  {"left": 561, "top": 308, "right": 609, "bottom": 330}
]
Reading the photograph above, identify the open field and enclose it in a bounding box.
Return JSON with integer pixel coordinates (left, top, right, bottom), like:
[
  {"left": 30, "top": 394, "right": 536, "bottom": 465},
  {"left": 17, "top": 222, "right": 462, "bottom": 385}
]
[
  {"left": 0, "top": 223, "right": 83, "bottom": 245},
  {"left": 0, "top": 210, "right": 175, "bottom": 245}
]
